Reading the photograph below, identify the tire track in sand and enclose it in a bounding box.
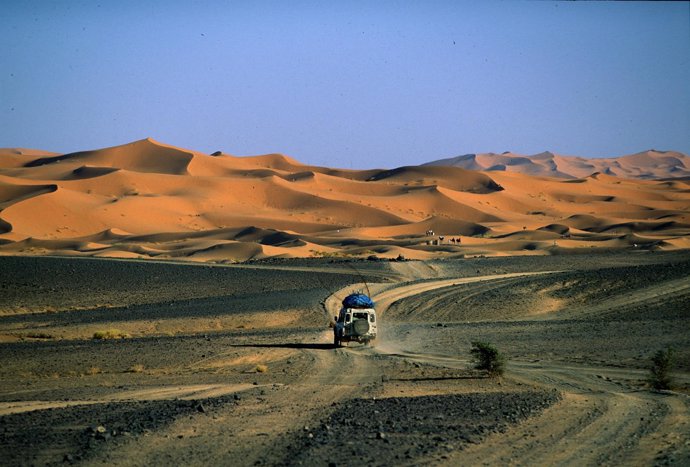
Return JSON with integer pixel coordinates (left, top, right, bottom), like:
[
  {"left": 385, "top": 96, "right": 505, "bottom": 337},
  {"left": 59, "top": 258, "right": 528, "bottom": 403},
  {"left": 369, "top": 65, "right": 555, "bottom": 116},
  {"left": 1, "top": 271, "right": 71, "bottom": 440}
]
[
  {"left": 96, "top": 331, "right": 383, "bottom": 466},
  {"left": 361, "top": 271, "right": 690, "bottom": 466}
]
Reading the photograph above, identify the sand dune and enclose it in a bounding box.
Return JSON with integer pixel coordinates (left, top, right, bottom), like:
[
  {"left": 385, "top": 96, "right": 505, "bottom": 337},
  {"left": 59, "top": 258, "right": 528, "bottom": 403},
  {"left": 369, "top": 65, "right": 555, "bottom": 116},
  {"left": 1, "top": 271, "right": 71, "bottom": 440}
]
[
  {"left": 425, "top": 149, "right": 690, "bottom": 180},
  {"left": 0, "top": 139, "right": 688, "bottom": 261},
  {"left": 25, "top": 139, "right": 195, "bottom": 175}
]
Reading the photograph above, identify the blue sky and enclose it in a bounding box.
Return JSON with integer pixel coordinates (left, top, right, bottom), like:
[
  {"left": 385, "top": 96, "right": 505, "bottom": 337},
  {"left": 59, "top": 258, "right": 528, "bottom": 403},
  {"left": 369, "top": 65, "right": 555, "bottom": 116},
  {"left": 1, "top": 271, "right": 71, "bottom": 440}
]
[{"left": 2, "top": 1, "right": 689, "bottom": 168}]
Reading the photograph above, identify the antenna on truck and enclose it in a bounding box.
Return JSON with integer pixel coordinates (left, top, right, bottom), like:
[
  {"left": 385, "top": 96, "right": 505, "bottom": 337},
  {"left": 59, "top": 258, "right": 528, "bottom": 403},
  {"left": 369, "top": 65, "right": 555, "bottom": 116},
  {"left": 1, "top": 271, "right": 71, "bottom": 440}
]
[
  {"left": 313, "top": 260, "right": 373, "bottom": 306},
  {"left": 344, "top": 261, "right": 371, "bottom": 298}
]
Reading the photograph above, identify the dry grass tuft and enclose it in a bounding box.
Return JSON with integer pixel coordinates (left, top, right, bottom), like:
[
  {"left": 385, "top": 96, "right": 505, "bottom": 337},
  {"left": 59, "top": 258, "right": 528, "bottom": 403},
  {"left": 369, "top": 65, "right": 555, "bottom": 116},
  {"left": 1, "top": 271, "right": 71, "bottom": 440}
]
[
  {"left": 127, "top": 364, "right": 145, "bottom": 373},
  {"left": 85, "top": 367, "right": 102, "bottom": 375},
  {"left": 255, "top": 364, "right": 268, "bottom": 373},
  {"left": 93, "top": 329, "right": 130, "bottom": 340},
  {"left": 25, "top": 332, "right": 54, "bottom": 339}
]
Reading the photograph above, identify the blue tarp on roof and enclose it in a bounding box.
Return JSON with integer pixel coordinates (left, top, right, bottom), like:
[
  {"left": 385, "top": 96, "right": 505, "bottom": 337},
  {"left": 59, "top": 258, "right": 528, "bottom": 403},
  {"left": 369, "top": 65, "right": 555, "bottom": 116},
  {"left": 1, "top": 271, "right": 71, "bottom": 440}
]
[{"left": 342, "top": 293, "right": 375, "bottom": 309}]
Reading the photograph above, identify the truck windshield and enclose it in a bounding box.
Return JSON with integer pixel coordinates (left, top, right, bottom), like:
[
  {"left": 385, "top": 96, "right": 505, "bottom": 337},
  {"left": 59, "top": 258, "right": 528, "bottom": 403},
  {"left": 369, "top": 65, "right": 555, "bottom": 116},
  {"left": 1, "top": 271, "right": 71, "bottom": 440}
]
[{"left": 353, "top": 312, "right": 368, "bottom": 320}]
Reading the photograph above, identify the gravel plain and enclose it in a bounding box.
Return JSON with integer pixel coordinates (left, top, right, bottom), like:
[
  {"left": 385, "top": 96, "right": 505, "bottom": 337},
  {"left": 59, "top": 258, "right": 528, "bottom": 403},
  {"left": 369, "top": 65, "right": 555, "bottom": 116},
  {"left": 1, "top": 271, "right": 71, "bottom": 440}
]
[{"left": 0, "top": 251, "right": 688, "bottom": 466}]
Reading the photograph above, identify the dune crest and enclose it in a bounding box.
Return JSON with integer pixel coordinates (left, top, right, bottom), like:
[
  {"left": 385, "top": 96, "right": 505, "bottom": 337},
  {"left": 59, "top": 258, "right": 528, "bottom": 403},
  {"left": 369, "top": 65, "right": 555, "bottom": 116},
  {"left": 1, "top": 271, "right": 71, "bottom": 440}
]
[
  {"left": 24, "top": 138, "right": 196, "bottom": 176},
  {"left": 1, "top": 140, "right": 688, "bottom": 261}
]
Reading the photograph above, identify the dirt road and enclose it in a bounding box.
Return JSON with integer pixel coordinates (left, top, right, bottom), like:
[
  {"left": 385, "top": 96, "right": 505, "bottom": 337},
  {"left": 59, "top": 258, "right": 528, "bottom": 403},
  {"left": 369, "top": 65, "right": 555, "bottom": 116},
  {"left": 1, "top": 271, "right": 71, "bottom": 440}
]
[{"left": 361, "top": 266, "right": 690, "bottom": 466}]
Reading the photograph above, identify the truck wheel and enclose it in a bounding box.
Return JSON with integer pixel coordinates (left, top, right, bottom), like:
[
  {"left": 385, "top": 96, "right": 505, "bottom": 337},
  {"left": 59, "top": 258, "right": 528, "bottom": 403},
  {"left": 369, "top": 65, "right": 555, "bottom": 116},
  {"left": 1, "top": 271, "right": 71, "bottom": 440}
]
[{"left": 333, "top": 333, "right": 340, "bottom": 348}]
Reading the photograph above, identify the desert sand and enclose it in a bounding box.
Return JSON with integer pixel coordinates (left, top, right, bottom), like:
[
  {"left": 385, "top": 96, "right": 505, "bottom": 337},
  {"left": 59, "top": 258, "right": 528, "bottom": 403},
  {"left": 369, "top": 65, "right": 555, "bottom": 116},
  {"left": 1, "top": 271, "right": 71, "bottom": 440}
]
[
  {"left": 425, "top": 149, "right": 690, "bottom": 180},
  {"left": 1, "top": 138, "right": 689, "bottom": 263},
  {"left": 0, "top": 252, "right": 688, "bottom": 466}
]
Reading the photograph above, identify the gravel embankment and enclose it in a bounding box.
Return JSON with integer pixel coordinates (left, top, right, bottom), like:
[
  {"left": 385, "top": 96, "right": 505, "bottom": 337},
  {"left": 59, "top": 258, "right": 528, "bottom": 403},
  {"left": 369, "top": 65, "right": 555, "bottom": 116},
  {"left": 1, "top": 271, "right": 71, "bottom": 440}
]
[
  {"left": 0, "top": 393, "right": 248, "bottom": 466},
  {"left": 0, "top": 256, "right": 380, "bottom": 315},
  {"left": 279, "top": 391, "right": 561, "bottom": 466}
]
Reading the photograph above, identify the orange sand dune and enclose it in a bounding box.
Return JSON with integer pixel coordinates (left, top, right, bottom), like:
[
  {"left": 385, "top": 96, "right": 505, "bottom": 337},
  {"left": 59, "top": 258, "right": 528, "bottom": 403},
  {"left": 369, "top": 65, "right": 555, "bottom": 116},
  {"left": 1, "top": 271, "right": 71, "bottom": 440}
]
[
  {"left": 0, "top": 139, "right": 689, "bottom": 261},
  {"left": 24, "top": 139, "right": 195, "bottom": 175},
  {"left": 426, "top": 149, "right": 690, "bottom": 180}
]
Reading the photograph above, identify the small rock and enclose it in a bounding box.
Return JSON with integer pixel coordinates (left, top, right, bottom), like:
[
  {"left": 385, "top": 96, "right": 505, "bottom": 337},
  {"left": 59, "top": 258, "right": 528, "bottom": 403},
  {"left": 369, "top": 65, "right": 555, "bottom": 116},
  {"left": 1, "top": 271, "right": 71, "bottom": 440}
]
[
  {"left": 95, "top": 431, "right": 111, "bottom": 441},
  {"left": 88, "top": 425, "right": 107, "bottom": 435},
  {"left": 376, "top": 432, "right": 386, "bottom": 440},
  {"left": 63, "top": 454, "right": 74, "bottom": 463},
  {"left": 196, "top": 403, "right": 206, "bottom": 413}
]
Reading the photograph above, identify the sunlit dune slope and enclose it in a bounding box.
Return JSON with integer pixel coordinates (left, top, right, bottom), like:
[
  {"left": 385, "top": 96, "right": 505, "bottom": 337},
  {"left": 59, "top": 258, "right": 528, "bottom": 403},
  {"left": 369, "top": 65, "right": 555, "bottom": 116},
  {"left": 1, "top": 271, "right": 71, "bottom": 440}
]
[
  {"left": 1, "top": 139, "right": 689, "bottom": 261},
  {"left": 425, "top": 150, "right": 690, "bottom": 180}
]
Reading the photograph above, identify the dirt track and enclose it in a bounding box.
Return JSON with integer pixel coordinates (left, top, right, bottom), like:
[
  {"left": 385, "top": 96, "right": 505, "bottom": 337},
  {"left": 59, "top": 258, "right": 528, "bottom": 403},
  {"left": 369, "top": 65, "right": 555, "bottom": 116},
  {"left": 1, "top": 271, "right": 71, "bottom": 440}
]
[
  {"left": 0, "top": 252, "right": 689, "bottom": 466},
  {"left": 369, "top": 260, "right": 690, "bottom": 466}
]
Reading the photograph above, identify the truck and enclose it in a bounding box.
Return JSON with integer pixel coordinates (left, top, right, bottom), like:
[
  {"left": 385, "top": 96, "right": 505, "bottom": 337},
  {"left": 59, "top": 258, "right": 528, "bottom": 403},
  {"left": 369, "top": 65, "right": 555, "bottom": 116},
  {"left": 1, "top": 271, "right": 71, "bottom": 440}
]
[{"left": 333, "top": 293, "right": 377, "bottom": 347}]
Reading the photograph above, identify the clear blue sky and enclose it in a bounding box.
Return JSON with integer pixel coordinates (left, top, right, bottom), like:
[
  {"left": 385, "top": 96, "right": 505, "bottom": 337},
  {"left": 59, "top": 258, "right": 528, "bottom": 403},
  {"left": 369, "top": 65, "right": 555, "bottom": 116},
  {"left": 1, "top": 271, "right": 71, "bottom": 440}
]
[{"left": 2, "top": 0, "right": 689, "bottom": 168}]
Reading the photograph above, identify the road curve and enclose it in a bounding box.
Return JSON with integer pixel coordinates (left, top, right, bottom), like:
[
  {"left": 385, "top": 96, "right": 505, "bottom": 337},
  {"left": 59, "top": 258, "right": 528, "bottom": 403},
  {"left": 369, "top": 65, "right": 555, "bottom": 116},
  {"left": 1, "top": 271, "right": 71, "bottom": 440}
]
[{"left": 348, "top": 271, "right": 690, "bottom": 466}]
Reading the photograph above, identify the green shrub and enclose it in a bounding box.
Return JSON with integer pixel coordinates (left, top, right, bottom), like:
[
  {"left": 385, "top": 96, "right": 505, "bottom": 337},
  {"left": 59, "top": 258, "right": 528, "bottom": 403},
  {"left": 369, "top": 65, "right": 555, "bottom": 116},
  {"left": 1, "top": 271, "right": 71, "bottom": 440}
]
[
  {"left": 648, "top": 348, "right": 674, "bottom": 390},
  {"left": 470, "top": 341, "right": 505, "bottom": 377}
]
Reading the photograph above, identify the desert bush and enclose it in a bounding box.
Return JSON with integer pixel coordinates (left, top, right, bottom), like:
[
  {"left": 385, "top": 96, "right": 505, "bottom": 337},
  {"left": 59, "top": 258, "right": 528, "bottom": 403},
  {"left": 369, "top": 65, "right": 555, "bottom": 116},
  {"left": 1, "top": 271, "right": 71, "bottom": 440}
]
[
  {"left": 648, "top": 348, "right": 674, "bottom": 390},
  {"left": 255, "top": 364, "right": 268, "bottom": 373},
  {"left": 93, "top": 329, "right": 130, "bottom": 340},
  {"left": 470, "top": 341, "right": 505, "bottom": 377},
  {"left": 85, "top": 367, "right": 102, "bottom": 376}
]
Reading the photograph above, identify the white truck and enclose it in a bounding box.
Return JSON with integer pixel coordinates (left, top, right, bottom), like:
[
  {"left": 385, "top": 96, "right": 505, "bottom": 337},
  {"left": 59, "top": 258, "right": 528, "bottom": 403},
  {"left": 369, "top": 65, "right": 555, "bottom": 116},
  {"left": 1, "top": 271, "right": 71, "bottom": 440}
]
[{"left": 333, "top": 293, "right": 377, "bottom": 347}]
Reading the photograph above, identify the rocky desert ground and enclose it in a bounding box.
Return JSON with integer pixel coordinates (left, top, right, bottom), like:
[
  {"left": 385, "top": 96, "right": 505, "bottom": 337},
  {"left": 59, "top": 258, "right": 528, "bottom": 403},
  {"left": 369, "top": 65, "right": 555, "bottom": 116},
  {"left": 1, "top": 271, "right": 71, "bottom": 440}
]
[{"left": 1, "top": 251, "right": 689, "bottom": 466}]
